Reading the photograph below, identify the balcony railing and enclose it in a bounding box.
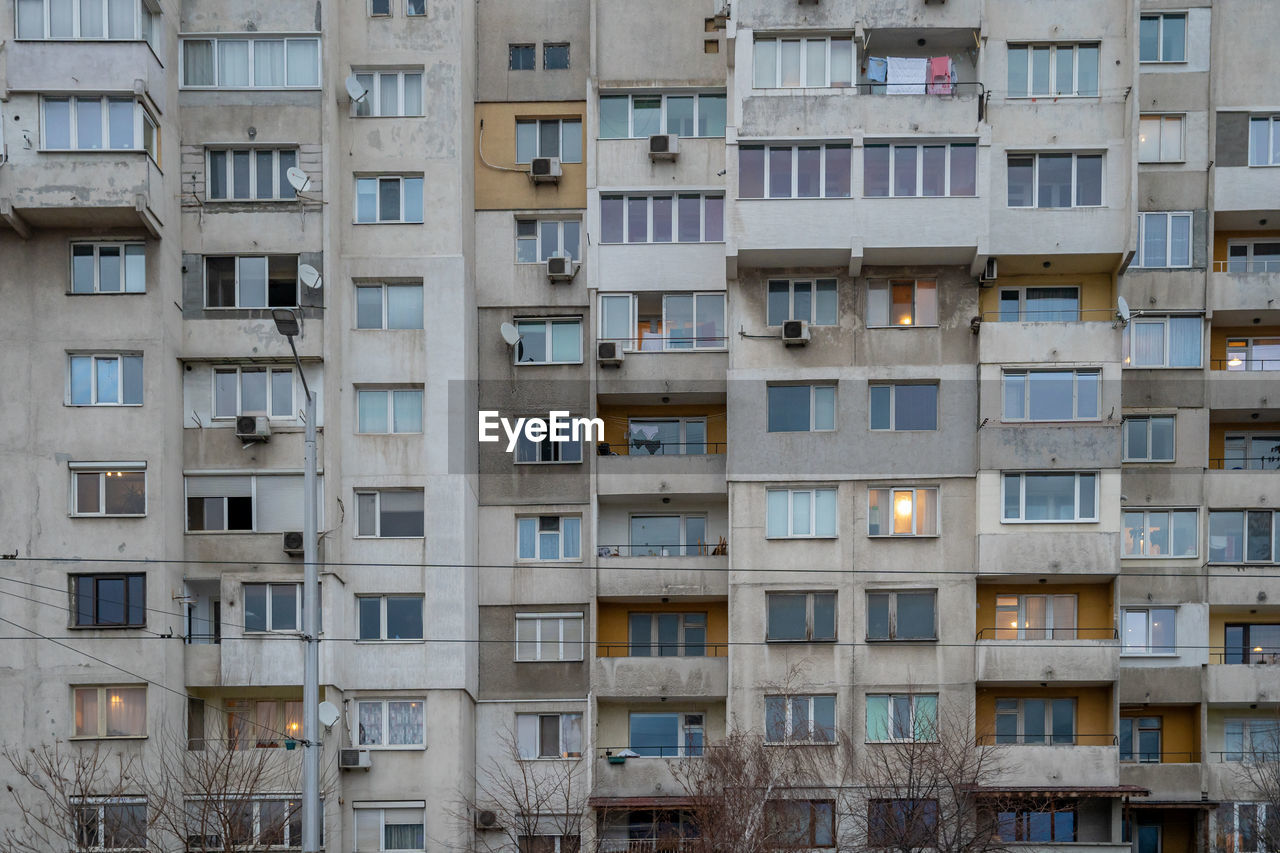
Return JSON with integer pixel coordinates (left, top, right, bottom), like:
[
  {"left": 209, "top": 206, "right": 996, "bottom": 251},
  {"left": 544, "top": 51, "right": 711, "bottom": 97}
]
[
  {"left": 1212, "top": 750, "right": 1280, "bottom": 763},
  {"left": 1119, "top": 751, "right": 1200, "bottom": 764},
  {"left": 1209, "top": 456, "right": 1280, "bottom": 471},
  {"left": 1214, "top": 260, "right": 1280, "bottom": 273},
  {"left": 978, "top": 307, "right": 1120, "bottom": 323},
  {"left": 977, "top": 734, "right": 1117, "bottom": 746},
  {"left": 598, "top": 841, "right": 697, "bottom": 853},
  {"left": 1210, "top": 650, "right": 1280, "bottom": 665},
  {"left": 1209, "top": 358, "right": 1280, "bottom": 371},
  {"left": 598, "top": 441, "right": 726, "bottom": 457},
  {"left": 975, "top": 628, "right": 1119, "bottom": 641},
  {"left": 597, "top": 542, "right": 728, "bottom": 557},
  {"left": 604, "top": 336, "right": 728, "bottom": 353},
  {"left": 599, "top": 745, "right": 704, "bottom": 759},
  {"left": 597, "top": 643, "right": 728, "bottom": 658}
]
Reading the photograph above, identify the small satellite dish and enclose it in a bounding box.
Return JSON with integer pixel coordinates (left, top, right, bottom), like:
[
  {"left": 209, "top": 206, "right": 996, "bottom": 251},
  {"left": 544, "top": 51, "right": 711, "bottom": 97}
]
[
  {"left": 318, "top": 701, "right": 340, "bottom": 730},
  {"left": 286, "top": 167, "right": 312, "bottom": 194},
  {"left": 344, "top": 74, "right": 368, "bottom": 103},
  {"left": 1117, "top": 295, "right": 1131, "bottom": 323},
  {"left": 500, "top": 322, "right": 521, "bottom": 346},
  {"left": 298, "top": 263, "right": 323, "bottom": 290}
]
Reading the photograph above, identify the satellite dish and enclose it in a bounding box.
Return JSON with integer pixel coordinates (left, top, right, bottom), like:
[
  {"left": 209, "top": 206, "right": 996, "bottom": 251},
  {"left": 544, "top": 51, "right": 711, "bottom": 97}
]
[
  {"left": 344, "top": 74, "right": 368, "bottom": 103},
  {"left": 318, "top": 701, "right": 340, "bottom": 730},
  {"left": 1117, "top": 296, "right": 1131, "bottom": 323},
  {"left": 500, "top": 322, "right": 521, "bottom": 346},
  {"left": 286, "top": 167, "right": 312, "bottom": 194},
  {"left": 298, "top": 263, "right": 323, "bottom": 290}
]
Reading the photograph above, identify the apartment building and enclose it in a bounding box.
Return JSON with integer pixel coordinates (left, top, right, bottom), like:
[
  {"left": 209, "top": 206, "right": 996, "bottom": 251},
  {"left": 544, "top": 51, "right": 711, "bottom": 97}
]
[{"left": 1, "top": 0, "right": 1279, "bottom": 852}]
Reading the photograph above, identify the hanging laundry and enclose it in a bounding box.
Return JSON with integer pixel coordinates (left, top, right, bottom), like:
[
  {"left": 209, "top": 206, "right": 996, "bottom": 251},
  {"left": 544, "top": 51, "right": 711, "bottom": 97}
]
[
  {"left": 927, "top": 56, "right": 955, "bottom": 94},
  {"left": 885, "top": 56, "right": 927, "bottom": 94},
  {"left": 866, "top": 56, "right": 888, "bottom": 83}
]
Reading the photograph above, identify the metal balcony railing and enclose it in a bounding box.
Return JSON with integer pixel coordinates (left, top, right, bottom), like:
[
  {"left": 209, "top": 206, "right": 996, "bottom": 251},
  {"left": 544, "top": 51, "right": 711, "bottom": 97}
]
[
  {"left": 601, "top": 336, "right": 728, "bottom": 352},
  {"left": 976, "top": 733, "right": 1117, "bottom": 746},
  {"left": 1119, "top": 751, "right": 1201, "bottom": 764},
  {"left": 1208, "top": 456, "right": 1280, "bottom": 471},
  {"left": 596, "top": 642, "right": 729, "bottom": 658},
  {"left": 1210, "top": 650, "right": 1280, "bottom": 665},
  {"left": 597, "top": 840, "right": 697, "bottom": 853},
  {"left": 597, "top": 441, "right": 726, "bottom": 457},
  {"left": 1209, "top": 358, "right": 1280, "bottom": 371},
  {"left": 1213, "top": 260, "right": 1280, "bottom": 273},
  {"left": 975, "top": 628, "right": 1119, "bottom": 641},
  {"left": 977, "top": 307, "right": 1120, "bottom": 323},
  {"left": 597, "top": 542, "right": 728, "bottom": 558},
  {"left": 598, "top": 744, "right": 704, "bottom": 759},
  {"left": 1212, "top": 750, "right": 1280, "bottom": 763}
]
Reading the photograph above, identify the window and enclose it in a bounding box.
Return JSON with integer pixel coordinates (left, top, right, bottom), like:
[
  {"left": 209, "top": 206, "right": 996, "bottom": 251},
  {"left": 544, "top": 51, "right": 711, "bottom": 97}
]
[
  {"left": 1002, "top": 472, "right": 1098, "bottom": 522},
  {"left": 354, "top": 804, "right": 426, "bottom": 851},
  {"left": 509, "top": 44, "right": 535, "bottom": 70},
  {"left": 358, "top": 595, "right": 423, "bottom": 641},
  {"left": 1139, "top": 14, "right": 1186, "bottom": 63},
  {"left": 598, "top": 93, "right": 727, "bottom": 139},
  {"left": 224, "top": 698, "right": 304, "bottom": 749},
  {"left": 598, "top": 292, "right": 726, "bottom": 351},
  {"left": 1124, "top": 416, "right": 1176, "bottom": 462},
  {"left": 406, "top": 0, "right": 425, "bottom": 15},
  {"left": 516, "top": 219, "right": 581, "bottom": 262},
  {"left": 770, "top": 800, "right": 836, "bottom": 849},
  {"left": 767, "top": 592, "right": 836, "bottom": 642},
  {"left": 517, "top": 517, "right": 582, "bottom": 561},
  {"left": 753, "top": 36, "right": 853, "bottom": 88},
  {"left": 1122, "top": 607, "right": 1177, "bottom": 655},
  {"left": 629, "top": 712, "right": 704, "bottom": 757},
  {"left": 870, "top": 384, "right": 938, "bottom": 431},
  {"left": 997, "top": 286, "right": 1080, "bottom": 322},
  {"left": 626, "top": 418, "right": 709, "bottom": 456},
  {"left": 629, "top": 612, "right": 708, "bottom": 656},
  {"left": 17, "top": 0, "right": 157, "bottom": 41},
  {"left": 70, "top": 243, "right": 145, "bottom": 294},
  {"left": 867, "top": 279, "right": 937, "bottom": 328},
  {"left": 866, "top": 694, "right": 938, "bottom": 743},
  {"left": 204, "top": 255, "right": 298, "bottom": 308},
  {"left": 71, "top": 464, "right": 146, "bottom": 517},
  {"left": 1249, "top": 116, "right": 1280, "bottom": 167},
  {"left": 599, "top": 194, "right": 724, "bottom": 244},
  {"left": 1136, "top": 212, "right": 1192, "bottom": 268},
  {"left": 1119, "top": 716, "right": 1162, "bottom": 763},
  {"left": 1224, "top": 336, "right": 1280, "bottom": 369},
  {"left": 73, "top": 799, "right": 147, "bottom": 851},
  {"left": 1007, "top": 43, "right": 1100, "bottom": 97},
  {"left": 1123, "top": 316, "right": 1201, "bottom": 368},
  {"left": 766, "top": 489, "right": 837, "bottom": 538},
  {"left": 357, "top": 700, "right": 425, "bottom": 748},
  {"left": 868, "top": 488, "right": 938, "bottom": 537},
  {"left": 767, "top": 385, "right": 836, "bottom": 432},
  {"left": 864, "top": 143, "right": 977, "bottom": 197},
  {"left": 68, "top": 353, "right": 142, "bottom": 406},
  {"left": 767, "top": 279, "right": 837, "bottom": 326},
  {"left": 73, "top": 686, "right": 145, "bottom": 737},
  {"left": 1209, "top": 511, "right": 1280, "bottom": 563},
  {"left": 543, "top": 43, "right": 569, "bottom": 70},
  {"left": 213, "top": 366, "right": 296, "bottom": 419},
  {"left": 867, "top": 590, "right": 936, "bottom": 640},
  {"left": 1224, "top": 434, "right": 1280, "bottom": 470},
  {"left": 738, "top": 144, "right": 852, "bottom": 199},
  {"left": 515, "top": 118, "right": 582, "bottom": 163},
  {"left": 765, "top": 695, "right": 835, "bottom": 744},
  {"left": 1224, "top": 720, "right": 1280, "bottom": 762},
  {"left": 1124, "top": 511, "right": 1197, "bottom": 557},
  {"left": 1139, "top": 115, "right": 1184, "bottom": 162},
  {"left": 518, "top": 838, "right": 579, "bottom": 853},
  {"left": 356, "top": 388, "right": 423, "bottom": 434},
  {"left": 355, "top": 176, "right": 424, "bottom": 224},
  {"left": 73, "top": 574, "right": 145, "bottom": 627},
  {"left": 516, "top": 713, "right": 583, "bottom": 758},
  {"left": 185, "top": 476, "right": 252, "bottom": 532},
  {"left": 516, "top": 613, "right": 584, "bottom": 661},
  {"left": 207, "top": 149, "right": 298, "bottom": 201},
  {"left": 867, "top": 799, "right": 938, "bottom": 849},
  {"left": 996, "top": 804, "right": 1077, "bottom": 842},
  {"left": 995, "top": 697, "right": 1076, "bottom": 744},
  {"left": 41, "top": 96, "right": 157, "bottom": 157},
  {"left": 242, "top": 583, "right": 300, "bottom": 633},
  {"left": 993, "top": 594, "right": 1077, "bottom": 640},
  {"left": 1002, "top": 369, "right": 1100, "bottom": 421},
  {"left": 180, "top": 37, "right": 320, "bottom": 88},
  {"left": 514, "top": 318, "right": 582, "bottom": 364},
  {"left": 356, "top": 282, "right": 424, "bottom": 330},
  {"left": 1007, "top": 152, "right": 1103, "bottom": 207},
  {"left": 1224, "top": 623, "right": 1280, "bottom": 664},
  {"left": 514, "top": 432, "right": 583, "bottom": 464},
  {"left": 356, "top": 490, "right": 425, "bottom": 538},
  {"left": 370, "top": 0, "right": 390, "bottom": 14},
  {"left": 1219, "top": 804, "right": 1275, "bottom": 853},
  {"left": 352, "top": 70, "right": 423, "bottom": 117},
  {"left": 628, "top": 514, "right": 707, "bottom": 557}
]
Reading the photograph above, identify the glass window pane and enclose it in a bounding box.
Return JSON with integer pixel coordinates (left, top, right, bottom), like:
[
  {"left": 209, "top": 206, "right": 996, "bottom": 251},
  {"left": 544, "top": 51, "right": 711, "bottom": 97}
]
[
  {"left": 813, "top": 385, "right": 835, "bottom": 430},
  {"left": 666, "top": 96, "right": 694, "bottom": 137},
  {"left": 780, "top": 40, "right": 801, "bottom": 86},
  {"left": 894, "top": 385, "right": 937, "bottom": 430},
  {"left": 218, "top": 40, "right": 250, "bottom": 87},
  {"left": 768, "top": 386, "right": 812, "bottom": 432},
  {"left": 1162, "top": 15, "right": 1186, "bottom": 62},
  {"left": 797, "top": 147, "right": 821, "bottom": 198},
  {"left": 539, "top": 120, "right": 560, "bottom": 159},
  {"left": 560, "top": 120, "right": 582, "bottom": 163},
  {"left": 825, "top": 144, "right": 851, "bottom": 197},
  {"left": 792, "top": 490, "right": 811, "bottom": 535},
  {"left": 550, "top": 320, "right": 581, "bottom": 362},
  {"left": 599, "top": 96, "right": 629, "bottom": 139},
  {"left": 76, "top": 97, "right": 103, "bottom": 149},
  {"left": 1031, "top": 46, "right": 1051, "bottom": 95},
  {"left": 865, "top": 145, "right": 891, "bottom": 197},
  {"left": 358, "top": 390, "right": 388, "bottom": 433},
  {"left": 754, "top": 39, "right": 777, "bottom": 88},
  {"left": 1007, "top": 46, "right": 1028, "bottom": 96},
  {"left": 805, "top": 39, "right": 826, "bottom": 86},
  {"left": 1037, "top": 153, "right": 1072, "bottom": 208},
  {"left": 286, "top": 39, "right": 320, "bottom": 87},
  {"left": 893, "top": 146, "right": 917, "bottom": 196},
  {"left": 739, "top": 146, "right": 765, "bottom": 198},
  {"left": 44, "top": 98, "right": 72, "bottom": 149},
  {"left": 1077, "top": 45, "right": 1099, "bottom": 96},
  {"left": 378, "top": 178, "right": 401, "bottom": 221},
  {"left": 921, "top": 146, "right": 945, "bottom": 197},
  {"left": 254, "top": 40, "right": 285, "bottom": 87},
  {"left": 814, "top": 489, "right": 836, "bottom": 537},
  {"left": 393, "top": 390, "right": 422, "bottom": 433},
  {"left": 1007, "top": 155, "right": 1034, "bottom": 206},
  {"left": 766, "top": 491, "right": 789, "bottom": 538},
  {"left": 815, "top": 280, "right": 837, "bottom": 325},
  {"left": 897, "top": 593, "right": 934, "bottom": 638},
  {"left": 627, "top": 197, "right": 648, "bottom": 242},
  {"left": 698, "top": 94, "right": 726, "bottom": 136},
  {"left": 107, "top": 99, "right": 134, "bottom": 149},
  {"left": 356, "top": 286, "right": 383, "bottom": 329},
  {"left": 515, "top": 121, "right": 536, "bottom": 163},
  {"left": 870, "top": 385, "right": 891, "bottom": 429},
  {"left": 767, "top": 281, "right": 790, "bottom": 326},
  {"left": 387, "top": 284, "right": 423, "bottom": 329},
  {"left": 768, "top": 147, "right": 792, "bottom": 198},
  {"left": 1076, "top": 155, "right": 1103, "bottom": 206}
]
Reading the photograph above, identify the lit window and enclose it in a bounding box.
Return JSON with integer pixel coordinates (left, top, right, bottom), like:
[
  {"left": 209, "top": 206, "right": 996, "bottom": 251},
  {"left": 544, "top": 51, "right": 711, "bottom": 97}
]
[
  {"left": 867, "top": 488, "right": 937, "bottom": 536},
  {"left": 992, "top": 594, "right": 1077, "bottom": 640},
  {"left": 70, "top": 243, "right": 146, "bottom": 294},
  {"left": 867, "top": 279, "right": 937, "bottom": 327},
  {"left": 1002, "top": 472, "right": 1098, "bottom": 522},
  {"left": 73, "top": 685, "right": 146, "bottom": 737},
  {"left": 1123, "top": 510, "right": 1197, "bottom": 557},
  {"left": 225, "top": 698, "right": 304, "bottom": 749},
  {"left": 71, "top": 464, "right": 147, "bottom": 517},
  {"left": 357, "top": 700, "right": 425, "bottom": 748}
]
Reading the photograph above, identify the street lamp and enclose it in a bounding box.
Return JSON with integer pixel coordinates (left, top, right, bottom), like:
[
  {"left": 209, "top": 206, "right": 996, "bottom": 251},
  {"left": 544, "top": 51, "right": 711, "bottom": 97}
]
[{"left": 272, "top": 308, "right": 321, "bottom": 853}]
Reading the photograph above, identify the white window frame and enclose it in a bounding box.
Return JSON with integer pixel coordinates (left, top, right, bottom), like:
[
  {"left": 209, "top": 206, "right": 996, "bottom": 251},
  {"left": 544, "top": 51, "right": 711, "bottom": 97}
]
[
  {"left": 354, "top": 175, "right": 424, "bottom": 224},
  {"left": 515, "top": 612, "right": 584, "bottom": 661},
  {"left": 766, "top": 488, "right": 838, "bottom": 539},
  {"left": 1223, "top": 432, "right": 1280, "bottom": 470},
  {"left": 357, "top": 594, "right": 424, "bottom": 641},
  {"left": 866, "top": 693, "right": 939, "bottom": 743},
  {"left": 1225, "top": 242, "right": 1280, "bottom": 274},
  {"left": 1224, "top": 723, "right": 1280, "bottom": 764},
  {"left": 16, "top": 0, "right": 157, "bottom": 41},
  {"left": 993, "top": 593, "right": 1078, "bottom": 640},
  {"left": 752, "top": 36, "right": 854, "bottom": 88},
  {"left": 869, "top": 383, "right": 938, "bottom": 431},
  {"left": 766, "top": 278, "right": 838, "bottom": 326},
  {"left": 1139, "top": 14, "right": 1187, "bottom": 64},
  {"left": 1006, "top": 43, "right": 1101, "bottom": 98},
  {"left": 355, "top": 387, "right": 423, "bottom": 434},
  {"left": 516, "top": 218, "right": 582, "bottom": 263},
  {"left": 355, "top": 699, "right": 426, "bottom": 749},
  {"left": 353, "top": 802, "right": 427, "bottom": 852},
  {"left": 355, "top": 489, "right": 425, "bottom": 539},
  {"left": 71, "top": 797, "right": 148, "bottom": 851},
  {"left": 1001, "top": 472, "right": 1099, "bottom": 523},
  {"left": 1124, "top": 315, "right": 1203, "bottom": 368},
  {"left": 1001, "top": 369, "right": 1101, "bottom": 421},
  {"left": 516, "top": 712, "right": 583, "bottom": 759},
  {"left": 1123, "top": 415, "right": 1177, "bottom": 462},
  {"left": 597, "top": 92, "right": 728, "bottom": 138},
  {"left": 70, "top": 462, "right": 147, "bottom": 517},
  {"left": 355, "top": 282, "right": 424, "bottom": 330},
  {"left": 70, "top": 242, "right": 146, "bottom": 294},
  {"left": 39, "top": 95, "right": 156, "bottom": 156},
  {"left": 598, "top": 193, "right": 724, "bottom": 244},
  {"left": 67, "top": 353, "right": 142, "bottom": 406},
  {"left": 1208, "top": 510, "right": 1279, "bottom": 564},
  {"left": 1121, "top": 607, "right": 1178, "bottom": 655},
  {"left": 862, "top": 142, "right": 979, "bottom": 198},
  {"left": 1139, "top": 115, "right": 1185, "bottom": 163},
  {"left": 866, "top": 279, "right": 938, "bottom": 328},
  {"left": 767, "top": 384, "right": 837, "bottom": 432},
  {"left": 597, "top": 293, "right": 727, "bottom": 351},
  {"left": 514, "top": 118, "right": 582, "bottom": 164},
  {"left": 184, "top": 478, "right": 253, "bottom": 533},
  {"left": 351, "top": 69, "right": 424, "bottom": 117},
  {"left": 180, "top": 36, "right": 321, "bottom": 89},
  {"left": 513, "top": 317, "right": 584, "bottom": 365},
  {"left": 737, "top": 143, "right": 852, "bottom": 199},
  {"left": 867, "top": 487, "right": 939, "bottom": 537},
  {"left": 1006, "top": 152, "right": 1104, "bottom": 208},
  {"left": 212, "top": 366, "right": 296, "bottom": 421},
  {"left": 242, "top": 582, "right": 301, "bottom": 633},
  {"left": 764, "top": 695, "right": 836, "bottom": 744},
  {"left": 72, "top": 685, "right": 146, "bottom": 738},
  {"left": 1136, "top": 212, "right": 1193, "bottom": 268},
  {"left": 996, "top": 286, "right": 1081, "bottom": 322},
  {"left": 516, "top": 516, "right": 582, "bottom": 562},
  {"left": 203, "top": 255, "right": 300, "bottom": 309},
  {"left": 206, "top": 148, "right": 299, "bottom": 201},
  {"left": 1220, "top": 802, "right": 1273, "bottom": 853},
  {"left": 1249, "top": 116, "right": 1280, "bottom": 167},
  {"left": 1123, "top": 509, "right": 1198, "bottom": 558}
]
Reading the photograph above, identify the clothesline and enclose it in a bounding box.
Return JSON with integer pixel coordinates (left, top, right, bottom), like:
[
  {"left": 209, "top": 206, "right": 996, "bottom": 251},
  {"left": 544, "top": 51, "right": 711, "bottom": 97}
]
[{"left": 866, "top": 54, "right": 957, "bottom": 94}]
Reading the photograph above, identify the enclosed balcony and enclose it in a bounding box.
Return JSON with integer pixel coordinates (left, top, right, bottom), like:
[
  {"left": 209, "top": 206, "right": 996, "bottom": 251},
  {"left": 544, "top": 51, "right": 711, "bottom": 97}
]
[
  {"left": 975, "top": 581, "right": 1118, "bottom": 683},
  {"left": 593, "top": 702, "right": 725, "bottom": 799},
  {"left": 976, "top": 686, "right": 1118, "bottom": 786},
  {"left": 593, "top": 602, "right": 728, "bottom": 700},
  {"left": 0, "top": 150, "right": 162, "bottom": 236}
]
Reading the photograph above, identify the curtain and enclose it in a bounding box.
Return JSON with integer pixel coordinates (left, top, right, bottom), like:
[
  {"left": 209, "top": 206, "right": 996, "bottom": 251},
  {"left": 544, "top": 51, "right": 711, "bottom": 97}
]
[
  {"left": 286, "top": 39, "right": 319, "bottom": 87},
  {"left": 358, "top": 702, "right": 383, "bottom": 746},
  {"left": 105, "top": 687, "right": 146, "bottom": 736},
  {"left": 75, "top": 688, "right": 99, "bottom": 736},
  {"left": 388, "top": 700, "right": 422, "bottom": 745},
  {"left": 79, "top": 0, "right": 103, "bottom": 37},
  {"left": 392, "top": 390, "right": 421, "bottom": 433},
  {"left": 16, "top": 0, "right": 43, "bottom": 37},
  {"left": 359, "top": 390, "right": 388, "bottom": 433},
  {"left": 183, "top": 40, "right": 215, "bottom": 85},
  {"left": 254, "top": 40, "right": 285, "bottom": 87},
  {"left": 1168, "top": 317, "right": 1201, "bottom": 367},
  {"left": 384, "top": 809, "right": 424, "bottom": 850},
  {"left": 218, "top": 40, "right": 250, "bottom": 87},
  {"left": 1133, "top": 322, "right": 1165, "bottom": 366},
  {"left": 107, "top": 0, "right": 133, "bottom": 38}
]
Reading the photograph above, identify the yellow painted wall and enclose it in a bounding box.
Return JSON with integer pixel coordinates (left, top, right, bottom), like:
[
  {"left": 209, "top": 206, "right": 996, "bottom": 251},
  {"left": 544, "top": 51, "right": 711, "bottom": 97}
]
[
  {"left": 1212, "top": 230, "right": 1280, "bottom": 264},
  {"left": 1208, "top": 610, "right": 1280, "bottom": 657},
  {"left": 1120, "top": 705, "right": 1199, "bottom": 762},
  {"left": 976, "top": 685, "right": 1112, "bottom": 745},
  {"left": 977, "top": 274, "right": 1114, "bottom": 321},
  {"left": 975, "top": 583, "right": 1114, "bottom": 640},
  {"left": 475, "top": 101, "right": 587, "bottom": 210},
  {"left": 1208, "top": 326, "right": 1280, "bottom": 370},
  {"left": 597, "top": 405, "right": 728, "bottom": 454},
  {"left": 1207, "top": 421, "right": 1280, "bottom": 466},
  {"left": 597, "top": 602, "right": 728, "bottom": 657}
]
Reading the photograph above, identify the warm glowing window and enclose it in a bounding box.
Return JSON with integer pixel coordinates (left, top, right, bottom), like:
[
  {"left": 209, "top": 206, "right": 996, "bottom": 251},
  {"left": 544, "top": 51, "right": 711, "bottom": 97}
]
[
  {"left": 868, "top": 487, "right": 937, "bottom": 536},
  {"left": 867, "top": 279, "right": 936, "bottom": 327}
]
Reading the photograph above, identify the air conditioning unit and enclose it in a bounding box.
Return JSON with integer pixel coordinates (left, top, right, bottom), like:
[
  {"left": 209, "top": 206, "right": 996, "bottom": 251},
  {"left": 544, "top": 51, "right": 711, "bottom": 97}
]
[
  {"left": 648, "top": 134, "right": 679, "bottom": 160},
  {"left": 282, "top": 531, "right": 304, "bottom": 556},
  {"left": 547, "top": 255, "right": 576, "bottom": 282},
  {"left": 981, "top": 257, "right": 998, "bottom": 282},
  {"left": 235, "top": 415, "right": 271, "bottom": 442},
  {"left": 529, "top": 157, "right": 562, "bottom": 182},
  {"left": 475, "top": 810, "right": 502, "bottom": 831},
  {"left": 339, "top": 749, "right": 372, "bottom": 770},
  {"left": 782, "top": 319, "right": 810, "bottom": 346},
  {"left": 597, "top": 340, "right": 625, "bottom": 367}
]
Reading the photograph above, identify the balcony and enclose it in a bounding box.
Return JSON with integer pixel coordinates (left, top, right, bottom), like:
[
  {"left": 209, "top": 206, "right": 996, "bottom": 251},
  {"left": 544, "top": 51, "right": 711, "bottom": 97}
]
[
  {"left": 1205, "top": 662, "right": 1280, "bottom": 704},
  {"left": 595, "top": 351, "right": 727, "bottom": 398},
  {"left": 593, "top": 751, "right": 686, "bottom": 800},
  {"left": 728, "top": 197, "right": 857, "bottom": 272},
  {"left": 0, "top": 151, "right": 162, "bottom": 236},
  {"left": 1205, "top": 371, "right": 1278, "bottom": 414},
  {"left": 975, "top": 636, "right": 1120, "bottom": 684},
  {"left": 979, "top": 743, "right": 1119, "bottom": 787},
  {"left": 592, "top": 653, "right": 728, "bottom": 700},
  {"left": 182, "top": 318, "right": 324, "bottom": 362},
  {"left": 1119, "top": 762, "right": 1203, "bottom": 800},
  {"left": 858, "top": 194, "right": 985, "bottom": 266},
  {"left": 596, "top": 449, "right": 727, "bottom": 497},
  {"left": 1202, "top": 468, "right": 1280, "bottom": 510},
  {"left": 977, "top": 532, "right": 1120, "bottom": 576},
  {"left": 857, "top": 0, "right": 984, "bottom": 28},
  {"left": 5, "top": 40, "right": 167, "bottom": 111},
  {"left": 979, "top": 319, "right": 1122, "bottom": 365},
  {"left": 988, "top": 206, "right": 1130, "bottom": 270},
  {"left": 1208, "top": 264, "right": 1280, "bottom": 325},
  {"left": 1214, "top": 166, "right": 1280, "bottom": 219},
  {"left": 596, "top": 555, "right": 729, "bottom": 598}
]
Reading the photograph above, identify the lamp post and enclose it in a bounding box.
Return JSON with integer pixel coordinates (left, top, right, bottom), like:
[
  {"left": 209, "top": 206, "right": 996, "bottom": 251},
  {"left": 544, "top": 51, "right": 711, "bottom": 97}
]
[{"left": 272, "top": 308, "right": 321, "bottom": 853}]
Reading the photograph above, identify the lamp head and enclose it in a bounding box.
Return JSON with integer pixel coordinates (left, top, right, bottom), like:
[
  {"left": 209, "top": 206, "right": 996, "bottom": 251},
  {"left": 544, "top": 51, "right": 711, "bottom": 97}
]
[{"left": 273, "top": 308, "right": 301, "bottom": 338}]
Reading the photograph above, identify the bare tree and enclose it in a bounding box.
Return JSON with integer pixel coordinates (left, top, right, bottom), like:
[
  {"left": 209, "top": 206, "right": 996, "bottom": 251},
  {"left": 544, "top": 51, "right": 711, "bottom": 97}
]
[{"left": 1222, "top": 724, "right": 1280, "bottom": 853}]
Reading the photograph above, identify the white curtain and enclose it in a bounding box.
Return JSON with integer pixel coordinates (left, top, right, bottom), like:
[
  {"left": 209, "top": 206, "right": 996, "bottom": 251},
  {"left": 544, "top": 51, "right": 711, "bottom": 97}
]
[
  {"left": 218, "top": 40, "right": 250, "bottom": 87},
  {"left": 105, "top": 687, "right": 146, "bottom": 736},
  {"left": 254, "top": 40, "right": 285, "bottom": 87},
  {"left": 184, "top": 40, "right": 215, "bottom": 86}
]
